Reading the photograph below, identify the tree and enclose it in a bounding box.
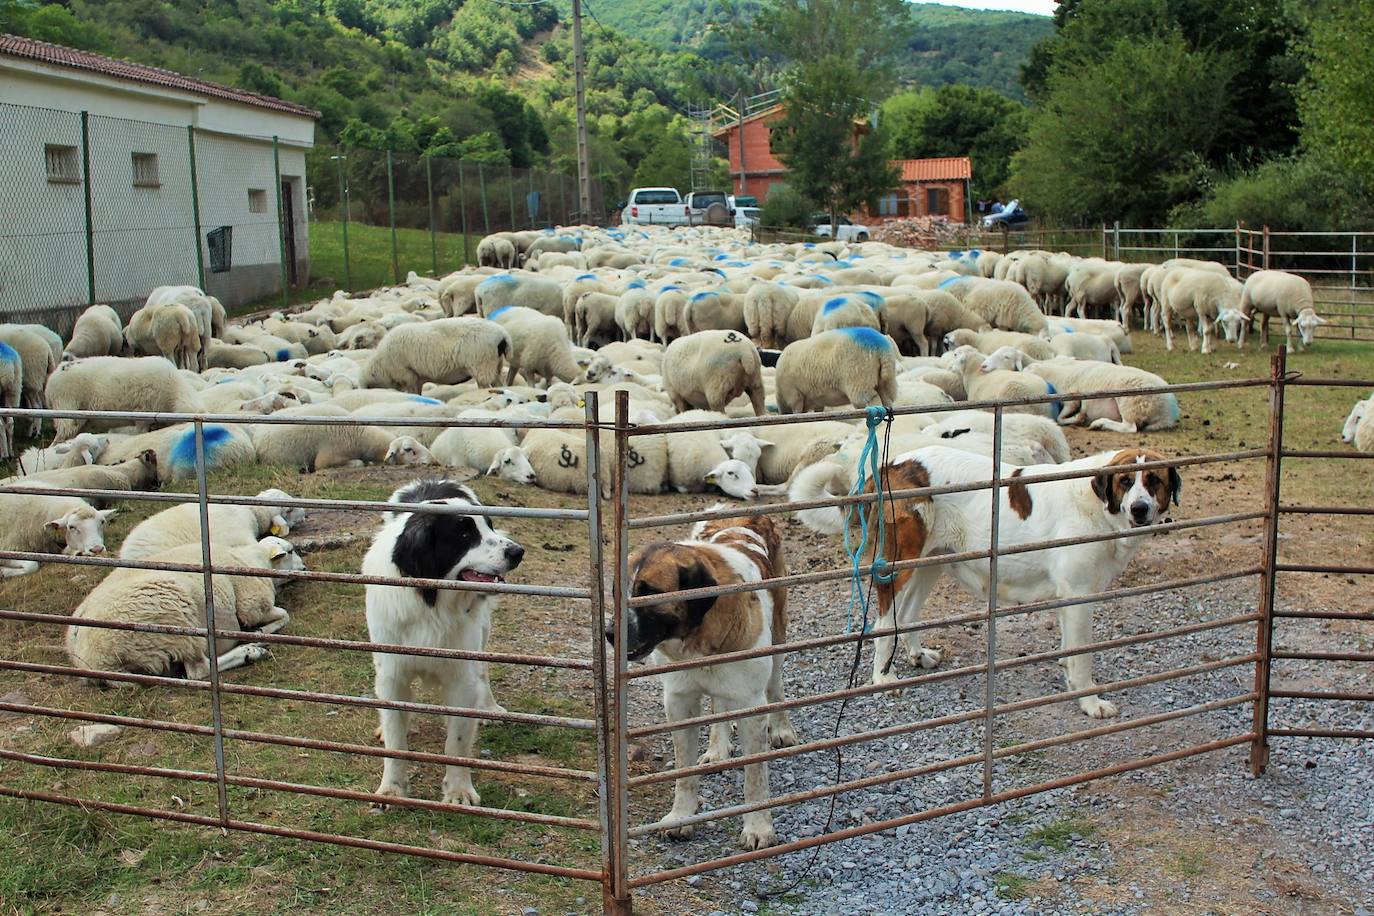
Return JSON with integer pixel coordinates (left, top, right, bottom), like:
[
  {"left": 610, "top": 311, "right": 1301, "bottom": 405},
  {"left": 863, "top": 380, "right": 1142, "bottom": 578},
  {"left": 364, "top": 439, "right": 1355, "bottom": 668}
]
[
  {"left": 1009, "top": 35, "right": 1236, "bottom": 225},
  {"left": 1298, "top": 0, "right": 1374, "bottom": 189},
  {"left": 884, "top": 85, "right": 1028, "bottom": 197},
  {"left": 632, "top": 132, "right": 692, "bottom": 190}
]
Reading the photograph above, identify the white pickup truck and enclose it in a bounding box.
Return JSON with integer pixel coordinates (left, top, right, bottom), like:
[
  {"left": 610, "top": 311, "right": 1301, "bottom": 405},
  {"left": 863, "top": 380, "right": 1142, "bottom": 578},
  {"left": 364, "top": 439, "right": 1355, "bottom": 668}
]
[
  {"left": 620, "top": 187, "right": 691, "bottom": 226},
  {"left": 813, "top": 213, "right": 872, "bottom": 243}
]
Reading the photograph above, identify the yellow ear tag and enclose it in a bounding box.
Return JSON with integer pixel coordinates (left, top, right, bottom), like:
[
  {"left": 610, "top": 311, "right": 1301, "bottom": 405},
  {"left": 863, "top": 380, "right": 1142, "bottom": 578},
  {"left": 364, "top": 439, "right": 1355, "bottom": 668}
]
[{"left": 270, "top": 523, "right": 286, "bottom": 536}]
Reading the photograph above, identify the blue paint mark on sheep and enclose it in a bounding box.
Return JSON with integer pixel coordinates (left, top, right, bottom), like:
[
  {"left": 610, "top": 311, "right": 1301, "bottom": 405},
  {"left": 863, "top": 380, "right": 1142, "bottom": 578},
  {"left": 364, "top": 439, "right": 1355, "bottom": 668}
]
[
  {"left": 668, "top": 257, "right": 690, "bottom": 267},
  {"left": 170, "top": 425, "right": 231, "bottom": 472},
  {"left": 713, "top": 253, "right": 729, "bottom": 261},
  {"left": 1046, "top": 381, "right": 1063, "bottom": 420},
  {"left": 0, "top": 342, "right": 17, "bottom": 364},
  {"left": 838, "top": 327, "right": 890, "bottom": 351},
  {"left": 968, "top": 248, "right": 982, "bottom": 257},
  {"left": 803, "top": 242, "right": 816, "bottom": 249},
  {"left": 628, "top": 279, "right": 646, "bottom": 289},
  {"left": 707, "top": 268, "right": 726, "bottom": 277},
  {"left": 275, "top": 348, "right": 290, "bottom": 361},
  {"left": 856, "top": 290, "right": 884, "bottom": 308},
  {"left": 822, "top": 296, "right": 849, "bottom": 314},
  {"left": 661, "top": 284, "right": 681, "bottom": 292},
  {"left": 938, "top": 276, "right": 961, "bottom": 289},
  {"left": 481, "top": 274, "right": 518, "bottom": 286},
  {"left": 690, "top": 291, "right": 719, "bottom": 302},
  {"left": 488, "top": 306, "right": 513, "bottom": 320},
  {"left": 1165, "top": 394, "right": 1180, "bottom": 426},
  {"left": 409, "top": 395, "right": 443, "bottom": 405},
  {"left": 575, "top": 273, "right": 597, "bottom": 281},
  {"left": 832, "top": 260, "right": 852, "bottom": 269}
]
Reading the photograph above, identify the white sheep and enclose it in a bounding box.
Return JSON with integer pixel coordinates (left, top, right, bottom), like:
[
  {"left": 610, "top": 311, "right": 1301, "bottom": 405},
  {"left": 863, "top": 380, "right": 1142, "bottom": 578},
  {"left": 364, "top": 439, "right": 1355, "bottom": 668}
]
[
  {"left": 653, "top": 286, "right": 691, "bottom": 344},
  {"left": 721, "top": 419, "right": 857, "bottom": 485},
  {"left": 810, "top": 293, "right": 882, "bottom": 335},
  {"left": 360, "top": 318, "right": 509, "bottom": 392},
  {"left": 474, "top": 274, "right": 564, "bottom": 318},
  {"left": 682, "top": 290, "right": 747, "bottom": 334},
  {"left": 743, "top": 283, "right": 800, "bottom": 349},
  {"left": 661, "top": 329, "right": 766, "bottom": 416},
  {"left": 962, "top": 280, "right": 1049, "bottom": 335},
  {"left": 63, "top": 305, "right": 124, "bottom": 360},
  {"left": 912, "top": 289, "right": 990, "bottom": 355},
  {"left": 1113, "top": 263, "right": 1150, "bottom": 327},
  {"left": 125, "top": 301, "right": 202, "bottom": 371},
  {"left": 1161, "top": 268, "right": 1242, "bottom": 354},
  {"left": 16, "top": 433, "right": 109, "bottom": 474},
  {"left": 119, "top": 488, "right": 303, "bottom": 560},
  {"left": 486, "top": 305, "right": 582, "bottom": 385},
  {"left": 924, "top": 410, "right": 1071, "bottom": 463},
  {"left": 206, "top": 341, "right": 270, "bottom": 369},
  {"left": 659, "top": 410, "right": 744, "bottom": 496},
  {"left": 615, "top": 283, "right": 656, "bottom": 340},
  {"left": 1026, "top": 359, "right": 1179, "bottom": 433},
  {"left": 574, "top": 291, "right": 622, "bottom": 347},
  {"left": 45, "top": 356, "right": 201, "bottom": 442},
  {"left": 1043, "top": 316, "right": 1133, "bottom": 354},
  {"left": 0, "top": 325, "right": 57, "bottom": 437},
  {"left": 145, "top": 285, "right": 218, "bottom": 369},
  {"left": 0, "top": 340, "right": 17, "bottom": 458},
  {"left": 521, "top": 427, "right": 666, "bottom": 495},
  {"left": 99, "top": 423, "right": 257, "bottom": 482},
  {"left": 4, "top": 450, "right": 158, "bottom": 508},
  {"left": 425, "top": 417, "right": 532, "bottom": 482},
  {"left": 477, "top": 235, "right": 518, "bottom": 269},
  {"left": 250, "top": 404, "right": 417, "bottom": 471},
  {"left": 943, "top": 328, "right": 1055, "bottom": 362},
  {"left": 0, "top": 493, "right": 114, "bottom": 577},
  {"left": 1341, "top": 394, "right": 1374, "bottom": 452},
  {"left": 67, "top": 536, "right": 303, "bottom": 682},
  {"left": 1238, "top": 270, "right": 1324, "bottom": 351},
  {"left": 338, "top": 321, "right": 385, "bottom": 350},
  {"left": 1063, "top": 260, "right": 1123, "bottom": 320},
  {"left": 775, "top": 327, "right": 898, "bottom": 414},
  {"left": 948, "top": 347, "right": 1055, "bottom": 418},
  {"left": 1047, "top": 332, "right": 1121, "bottom": 364}
]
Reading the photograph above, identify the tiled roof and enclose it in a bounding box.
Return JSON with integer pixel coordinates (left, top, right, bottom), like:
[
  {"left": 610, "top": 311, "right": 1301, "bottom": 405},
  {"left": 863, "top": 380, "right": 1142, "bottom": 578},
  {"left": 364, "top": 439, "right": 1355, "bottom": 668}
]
[
  {"left": 0, "top": 33, "right": 319, "bottom": 118},
  {"left": 896, "top": 157, "right": 972, "bottom": 181}
]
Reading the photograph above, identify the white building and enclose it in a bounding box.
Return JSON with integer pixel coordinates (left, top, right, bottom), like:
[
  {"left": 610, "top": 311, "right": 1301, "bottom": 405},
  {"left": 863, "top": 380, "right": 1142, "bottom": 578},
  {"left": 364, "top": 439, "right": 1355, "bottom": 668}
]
[{"left": 0, "top": 34, "right": 317, "bottom": 325}]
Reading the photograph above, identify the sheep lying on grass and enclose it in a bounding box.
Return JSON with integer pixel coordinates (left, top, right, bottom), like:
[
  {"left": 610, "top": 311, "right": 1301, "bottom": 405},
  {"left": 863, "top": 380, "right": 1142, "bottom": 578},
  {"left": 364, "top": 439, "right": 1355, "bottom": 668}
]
[
  {"left": 0, "top": 493, "right": 115, "bottom": 577},
  {"left": 1342, "top": 394, "right": 1374, "bottom": 453},
  {"left": 1026, "top": 359, "right": 1179, "bottom": 433},
  {"left": 67, "top": 537, "right": 305, "bottom": 683},
  {"left": 119, "top": 488, "right": 304, "bottom": 561},
  {"left": 3, "top": 450, "right": 159, "bottom": 508}
]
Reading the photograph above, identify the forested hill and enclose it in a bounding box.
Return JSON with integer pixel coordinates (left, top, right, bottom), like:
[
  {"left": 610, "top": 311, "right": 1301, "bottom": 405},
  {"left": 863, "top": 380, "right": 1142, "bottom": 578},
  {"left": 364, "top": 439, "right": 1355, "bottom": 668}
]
[{"left": 552, "top": 0, "right": 1053, "bottom": 99}]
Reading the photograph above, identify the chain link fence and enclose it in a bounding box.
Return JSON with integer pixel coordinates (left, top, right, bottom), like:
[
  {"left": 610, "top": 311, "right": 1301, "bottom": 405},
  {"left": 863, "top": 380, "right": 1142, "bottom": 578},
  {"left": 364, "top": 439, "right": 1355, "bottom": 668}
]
[{"left": 0, "top": 101, "right": 601, "bottom": 333}]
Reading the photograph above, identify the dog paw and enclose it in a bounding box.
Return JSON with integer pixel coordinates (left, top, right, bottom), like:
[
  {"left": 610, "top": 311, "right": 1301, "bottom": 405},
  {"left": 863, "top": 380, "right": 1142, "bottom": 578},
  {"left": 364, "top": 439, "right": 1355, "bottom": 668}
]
[
  {"left": 1078, "top": 695, "right": 1118, "bottom": 719},
  {"left": 242, "top": 643, "right": 270, "bottom": 665},
  {"left": 442, "top": 784, "right": 481, "bottom": 807},
  {"left": 738, "top": 822, "right": 777, "bottom": 851},
  {"left": 909, "top": 646, "right": 942, "bottom": 670}
]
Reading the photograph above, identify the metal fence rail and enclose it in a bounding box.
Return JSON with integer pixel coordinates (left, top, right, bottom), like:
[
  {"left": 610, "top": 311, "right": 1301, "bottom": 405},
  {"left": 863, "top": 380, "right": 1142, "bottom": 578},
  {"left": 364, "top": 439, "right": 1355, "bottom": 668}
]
[{"left": 0, "top": 357, "right": 1370, "bottom": 913}]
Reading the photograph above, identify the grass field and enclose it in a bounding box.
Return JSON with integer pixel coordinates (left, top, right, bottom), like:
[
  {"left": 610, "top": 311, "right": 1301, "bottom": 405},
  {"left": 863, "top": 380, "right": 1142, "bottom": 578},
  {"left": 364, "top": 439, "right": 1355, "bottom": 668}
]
[{"left": 0, "top": 327, "right": 1369, "bottom": 914}]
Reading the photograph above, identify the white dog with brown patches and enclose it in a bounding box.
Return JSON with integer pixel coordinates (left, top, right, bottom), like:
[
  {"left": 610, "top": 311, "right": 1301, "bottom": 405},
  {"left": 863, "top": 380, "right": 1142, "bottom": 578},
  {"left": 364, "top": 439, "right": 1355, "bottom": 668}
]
[
  {"left": 610, "top": 510, "right": 798, "bottom": 850},
  {"left": 794, "top": 446, "right": 1181, "bottom": 718}
]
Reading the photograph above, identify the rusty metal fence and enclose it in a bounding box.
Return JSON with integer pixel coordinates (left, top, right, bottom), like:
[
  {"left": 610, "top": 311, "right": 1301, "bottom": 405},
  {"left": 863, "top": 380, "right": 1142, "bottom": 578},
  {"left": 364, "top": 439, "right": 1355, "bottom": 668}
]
[{"left": 0, "top": 353, "right": 1370, "bottom": 913}]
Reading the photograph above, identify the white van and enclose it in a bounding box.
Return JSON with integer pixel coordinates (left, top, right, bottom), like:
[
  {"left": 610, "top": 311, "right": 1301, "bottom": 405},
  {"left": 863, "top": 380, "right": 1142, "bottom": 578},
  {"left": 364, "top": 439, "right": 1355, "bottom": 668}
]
[{"left": 621, "top": 187, "right": 690, "bottom": 226}]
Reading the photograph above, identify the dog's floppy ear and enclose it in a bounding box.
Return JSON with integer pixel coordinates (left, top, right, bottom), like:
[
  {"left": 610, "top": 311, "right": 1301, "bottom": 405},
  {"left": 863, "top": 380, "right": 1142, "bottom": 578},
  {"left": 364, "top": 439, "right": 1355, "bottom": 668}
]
[
  {"left": 1168, "top": 467, "right": 1182, "bottom": 507},
  {"left": 1091, "top": 470, "right": 1119, "bottom": 513},
  {"left": 677, "top": 560, "right": 717, "bottom": 626}
]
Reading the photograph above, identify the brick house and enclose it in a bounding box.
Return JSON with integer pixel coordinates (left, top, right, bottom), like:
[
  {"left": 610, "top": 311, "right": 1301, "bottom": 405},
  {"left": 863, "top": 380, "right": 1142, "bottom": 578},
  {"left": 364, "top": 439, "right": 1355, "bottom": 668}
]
[{"left": 711, "top": 103, "right": 971, "bottom": 223}]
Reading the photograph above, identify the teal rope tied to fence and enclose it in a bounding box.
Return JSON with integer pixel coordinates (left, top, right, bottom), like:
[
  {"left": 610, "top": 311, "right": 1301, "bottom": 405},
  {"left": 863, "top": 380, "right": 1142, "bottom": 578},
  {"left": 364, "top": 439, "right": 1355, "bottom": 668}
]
[{"left": 841, "top": 406, "right": 895, "bottom": 634}]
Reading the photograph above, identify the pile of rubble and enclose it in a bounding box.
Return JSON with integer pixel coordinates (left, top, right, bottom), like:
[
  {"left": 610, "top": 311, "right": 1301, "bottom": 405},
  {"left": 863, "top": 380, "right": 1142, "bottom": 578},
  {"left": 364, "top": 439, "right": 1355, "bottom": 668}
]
[{"left": 873, "top": 216, "right": 970, "bottom": 249}]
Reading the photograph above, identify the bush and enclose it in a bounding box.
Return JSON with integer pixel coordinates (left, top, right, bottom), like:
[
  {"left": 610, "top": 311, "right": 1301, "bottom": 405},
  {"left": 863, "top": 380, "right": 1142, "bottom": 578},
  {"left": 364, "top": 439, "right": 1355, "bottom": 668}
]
[
  {"left": 759, "top": 185, "right": 817, "bottom": 230},
  {"left": 1172, "top": 154, "right": 1374, "bottom": 232}
]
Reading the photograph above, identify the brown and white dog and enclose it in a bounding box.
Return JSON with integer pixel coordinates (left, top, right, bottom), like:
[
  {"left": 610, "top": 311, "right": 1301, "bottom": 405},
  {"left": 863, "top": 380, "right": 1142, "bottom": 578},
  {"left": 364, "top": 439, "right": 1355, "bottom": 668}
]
[
  {"left": 793, "top": 446, "right": 1181, "bottom": 718},
  {"left": 610, "top": 510, "right": 798, "bottom": 850}
]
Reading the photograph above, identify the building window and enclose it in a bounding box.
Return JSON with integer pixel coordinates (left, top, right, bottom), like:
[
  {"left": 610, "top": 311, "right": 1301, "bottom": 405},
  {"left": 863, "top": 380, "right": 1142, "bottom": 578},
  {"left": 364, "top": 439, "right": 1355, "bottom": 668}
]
[
  {"left": 45, "top": 144, "right": 80, "bottom": 184},
  {"left": 131, "top": 152, "right": 160, "bottom": 188},
  {"left": 927, "top": 186, "right": 950, "bottom": 216},
  {"left": 878, "top": 193, "right": 901, "bottom": 216},
  {"left": 248, "top": 188, "right": 268, "bottom": 214}
]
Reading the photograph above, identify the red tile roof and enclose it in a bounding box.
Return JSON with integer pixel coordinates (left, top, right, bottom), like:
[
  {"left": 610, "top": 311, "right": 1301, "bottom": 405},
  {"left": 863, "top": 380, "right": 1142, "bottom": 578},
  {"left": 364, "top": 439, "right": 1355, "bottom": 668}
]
[
  {"left": 0, "top": 33, "right": 319, "bottom": 118},
  {"left": 896, "top": 157, "right": 972, "bottom": 182}
]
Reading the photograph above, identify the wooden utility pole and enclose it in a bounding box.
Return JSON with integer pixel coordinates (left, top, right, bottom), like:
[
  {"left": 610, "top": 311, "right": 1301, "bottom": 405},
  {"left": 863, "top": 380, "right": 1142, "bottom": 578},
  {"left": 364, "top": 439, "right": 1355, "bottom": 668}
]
[{"left": 573, "top": 0, "right": 592, "bottom": 219}]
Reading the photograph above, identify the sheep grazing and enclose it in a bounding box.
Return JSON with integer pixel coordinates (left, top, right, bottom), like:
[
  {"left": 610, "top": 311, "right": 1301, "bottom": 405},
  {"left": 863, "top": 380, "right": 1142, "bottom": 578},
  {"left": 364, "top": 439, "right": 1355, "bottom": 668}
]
[
  {"left": 4, "top": 450, "right": 158, "bottom": 508},
  {"left": 661, "top": 329, "right": 766, "bottom": 416},
  {"left": 474, "top": 273, "right": 563, "bottom": 318},
  {"left": 1064, "top": 260, "right": 1123, "bottom": 320},
  {"left": 45, "top": 356, "right": 202, "bottom": 442},
  {"left": 743, "top": 283, "right": 800, "bottom": 349},
  {"left": 0, "top": 325, "right": 57, "bottom": 437},
  {"left": 775, "top": 327, "right": 897, "bottom": 414},
  {"left": 811, "top": 293, "right": 882, "bottom": 336},
  {"left": 1026, "top": 359, "right": 1179, "bottom": 433},
  {"left": 1342, "top": 394, "right": 1374, "bottom": 453},
  {"left": 574, "top": 291, "right": 622, "bottom": 347},
  {"left": 64, "top": 304, "right": 125, "bottom": 360},
  {"left": 124, "top": 301, "right": 202, "bottom": 371},
  {"left": 360, "top": 318, "right": 509, "bottom": 392},
  {"left": 476, "top": 234, "right": 518, "bottom": 269},
  {"left": 683, "top": 289, "right": 747, "bottom": 334},
  {"left": 1161, "top": 268, "right": 1242, "bottom": 354},
  {"left": 0, "top": 493, "right": 114, "bottom": 577},
  {"left": 119, "top": 488, "right": 304, "bottom": 560},
  {"left": 486, "top": 306, "right": 582, "bottom": 385},
  {"left": 962, "top": 280, "right": 1049, "bottom": 335},
  {"left": 948, "top": 347, "right": 1055, "bottom": 418},
  {"left": 916, "top": 289, "right": 990, "bottom": 355},
  {"left": 1238, "top": 270, "right": 1324, "bottom": 351},
  {"left": 67, "top": 537, "right": 304, "bottom": 683}
]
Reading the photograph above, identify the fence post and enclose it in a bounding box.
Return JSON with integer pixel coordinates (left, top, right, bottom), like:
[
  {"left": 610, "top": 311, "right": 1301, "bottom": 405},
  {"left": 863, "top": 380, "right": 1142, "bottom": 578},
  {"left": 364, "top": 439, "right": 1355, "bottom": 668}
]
[
  {"left": 1172, "top": 230, "right": 1179, "bottom": 260},
  {"left": 458, "top": 159, "right": 470, "bottom": 264},
  {"left": 1262, "top": 225, "right": 1270, "bottom": 271},
  {"left": 80, "top": 110, "right": 95, "bottom": 305},
  {"left": 272, "top": 136, "right": 289, "bottom": 306},
  {"left": 187, "top": 126, "right": 205, "bottom": 290},
  {"left": 560, "top": 172, "right": 569, "bottom": 226},
  {"left": 604, "top": 390, "right": 633, "bottom": 915},
  {"left": 1233, "top": 221, "right": 1242, "bottom": 278},
  {"left": 982, "top": 406, "right": 1003, "bottom": 800},
  {"left": 1112, "top": 220, "right": 1121, "bottom": 260},
  {"left": 479, "top": 163, "right": 491, "bottom": 237},
  {"left": 336, "top": 154, "right": 352, "bottom": 291},
  {"left": 386, "top": 149, "right": 399, "bottom": 284},
  {"left": 193, "top": 418, "right": 231, "bottom": 826},
  {"left": 426, "top": 155, "right": 438, "bottom": 276},
  {"left": 1250, "top": 347, "right": 1287, "bottom": 777}
]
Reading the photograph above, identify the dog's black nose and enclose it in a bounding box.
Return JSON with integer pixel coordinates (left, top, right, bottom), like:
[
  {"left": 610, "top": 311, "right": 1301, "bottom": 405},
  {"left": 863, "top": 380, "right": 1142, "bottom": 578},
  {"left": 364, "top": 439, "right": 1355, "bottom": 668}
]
[
  {"left": 1130, "top": 501, "right": 1150, "bottom": 521},
  {"left": 505, "top": 544, "right": 525, "bottom": 566}
]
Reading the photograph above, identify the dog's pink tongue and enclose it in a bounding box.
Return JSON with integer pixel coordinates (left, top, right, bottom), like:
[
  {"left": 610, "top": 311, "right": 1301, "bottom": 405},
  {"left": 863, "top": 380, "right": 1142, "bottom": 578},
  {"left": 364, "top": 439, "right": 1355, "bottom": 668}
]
[{"left": 460, "top": 570, "right": 498, "bottom": 583}]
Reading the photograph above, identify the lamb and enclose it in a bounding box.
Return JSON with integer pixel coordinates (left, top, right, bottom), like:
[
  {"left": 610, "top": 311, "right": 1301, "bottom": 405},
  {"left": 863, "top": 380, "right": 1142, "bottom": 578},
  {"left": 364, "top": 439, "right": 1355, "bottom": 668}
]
[
  {"left": 743, "top": 283, "right": 800, "bottom": 349},
  {"left": 0, "top": 341, "right": 17, "bottom": 458},
  {"left": 477, "top": 234, "right": 518, "bottom": 269},
  {"left": 1047, "top": 331, "right": 1121, "bottom": 363},
  {"left": 811, "top": 293, "right": 882, "bottom": 335},
  {"left": 1238, "top": 270, "right": 1323, "bottom": 351},
  {"left": 615, "top": 283, "right": 655, "bottom": 340},
  {"left": 661, "top": 329, "right": 766, "bottom": 416},
  {"left": 359, "top": 318, "right": 509, "bottom": 392},
  {"left": 67, "top": 537, "right": 304, "bottom": 682},
  {"left": 474, "top": 274, "right": 564, "bottom": 318},
  {"left": 1341, "top": 394, "right": 1374, "bottom": 453},
  {"left": 1026, "top": 359, "right": 1178, "bottom": 433},
  {"left": 0, "top": 325, "right": 57, "bottom": 437},
  {"left": 682, "top": 290, "right": 747, "bottom": 334},
  {"left": 486, "top": 306, "right": 582, "bottom": 386},
  {"left": 45, "top": 356, "right": 202, "bottom": 442},
  {"left": 63, "top": 305, "right": 124, "bottom": 359},
  {"left": 1161, "top": 268, "right": 1242, "bottom": 354},
  {"left": 3, "top": 450, "right": 158, "bottom": 508},
  {"left": 775, "top": 327, "right": 898, "bottom": 414},
  {"left": 0, "top": 493, "right": 114, "bottom": 577},
  {"left": 125, "top": 301, "right": 202, "bottom": 371},
  {"left": 206, "top": 340, "right": 270, "bottom": 369},
  {"left": 16, "top": 433, "right": 109, "bottom": 474},
  {"left": 948, "top": 347, "right": 1055, "bottom": 418},
  {"left": 250, "top": 405, "right": 415, "bottom": 471},
  {"left": 962, "top": 280, "right": 1049, "bottom": 334},
  {"left": 574, "top": 291, "right": 622, "bottom": 347},
  {"left": 119, "top": 488, "right": 303, "bottom": 560},
  {"left": 942, "top": 328, "right": 1055, "bottom": 362},
  {"left": 99, "top": 423, "right": 256, "bottom": 482}
]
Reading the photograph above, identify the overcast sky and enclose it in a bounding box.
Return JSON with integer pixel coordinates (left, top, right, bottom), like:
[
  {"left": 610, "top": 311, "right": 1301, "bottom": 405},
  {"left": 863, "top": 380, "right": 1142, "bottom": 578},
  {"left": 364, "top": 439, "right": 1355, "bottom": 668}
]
[{"left": 924, "top": 0, "right": 1056, "bottom": 14}]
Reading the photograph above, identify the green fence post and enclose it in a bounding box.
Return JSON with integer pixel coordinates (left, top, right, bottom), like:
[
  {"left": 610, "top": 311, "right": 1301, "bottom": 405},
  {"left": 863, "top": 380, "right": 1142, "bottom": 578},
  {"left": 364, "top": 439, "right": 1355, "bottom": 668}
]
[
  {"left": 479, "top": 163, "right": 490, "bottom": 237},
  {"left": 507, "top": 163, "right": 516, "bottom": 232},
  {"left": 336, "top": 153, "right": 351, "bottom": 291},
  {"left": 272, "top": 136, "right": 289, "bottom": 306},
  {"left": 458, "top": 158, "right": 470, "bottom": 264},
  {"left": 386, "top": 149, "right": 399, "bottom": 284},
  {"left": 80, "top": 110, "right": 95, "bottom": 305},
  {"left": 560, "top": 172, "right": 568, "bottom": 226},
  {"left": 187, "top": 126, "right": 205, "bottom": 290},
  {"left": 426, "top": 155, "right": 438, "bottom": 276}
]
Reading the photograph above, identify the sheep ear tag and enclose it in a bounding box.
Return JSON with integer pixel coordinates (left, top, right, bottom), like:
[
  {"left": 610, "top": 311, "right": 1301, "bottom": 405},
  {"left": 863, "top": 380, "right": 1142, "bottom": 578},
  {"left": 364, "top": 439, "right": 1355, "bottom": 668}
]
[{"left": 270, "top": 522, "right": 287, "bottom": 537}]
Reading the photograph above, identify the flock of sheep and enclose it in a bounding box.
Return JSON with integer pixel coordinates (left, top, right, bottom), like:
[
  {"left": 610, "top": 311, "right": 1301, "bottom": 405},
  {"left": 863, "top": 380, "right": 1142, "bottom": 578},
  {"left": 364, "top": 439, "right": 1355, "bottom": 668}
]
[{"left": 0, "top": 224, "right": 1368, "bottom": 679}]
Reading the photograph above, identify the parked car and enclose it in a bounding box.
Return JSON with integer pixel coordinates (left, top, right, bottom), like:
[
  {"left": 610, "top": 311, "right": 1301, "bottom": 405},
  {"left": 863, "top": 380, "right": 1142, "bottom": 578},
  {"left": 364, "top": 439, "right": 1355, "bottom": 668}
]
[
  {"left": 621, "top": 187, "right": 690, "bottom": 226},
  {"left": 982, "top": 199, "right": 1030, "bottom": 231},
  {"left": 813, "top": 213, "right": 871, "bottom": 243},
  {"left": 728, "top": 194, "right": 759, "bottom": 210},
  {"left": 684, "top": 190, "right": 732, "bottom": 226},
  {"left": 734, "top": 206, "right": 762, "bottom": 229}
]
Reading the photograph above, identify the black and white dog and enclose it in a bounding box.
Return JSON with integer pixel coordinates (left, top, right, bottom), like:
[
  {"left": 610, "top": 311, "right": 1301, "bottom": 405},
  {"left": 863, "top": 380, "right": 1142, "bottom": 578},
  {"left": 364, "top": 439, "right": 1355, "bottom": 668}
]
[{"left": 361, "top": 479, "right": 524, "bottom": 808}]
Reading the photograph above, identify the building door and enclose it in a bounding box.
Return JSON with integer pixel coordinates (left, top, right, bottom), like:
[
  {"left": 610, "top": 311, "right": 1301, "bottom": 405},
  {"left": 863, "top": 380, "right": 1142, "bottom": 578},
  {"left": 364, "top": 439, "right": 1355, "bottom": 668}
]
[
  {"left": 281, "top": 179, "right": 297, "bottom": 287},
  {"left": 927, "top": 186, "right": 950, "bottom": 219}
]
